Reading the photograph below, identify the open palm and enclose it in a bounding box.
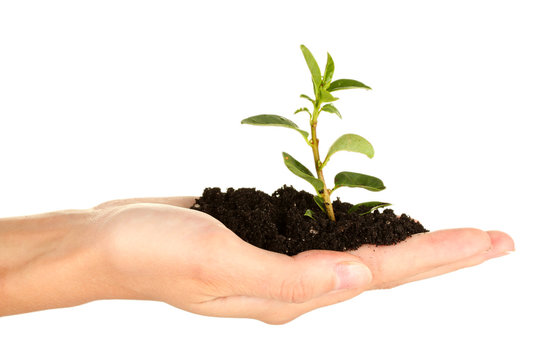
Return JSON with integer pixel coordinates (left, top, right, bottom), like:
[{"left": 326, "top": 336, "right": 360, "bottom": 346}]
[{"left": 95, "top": 196, "right": 514, "bottom": 324}]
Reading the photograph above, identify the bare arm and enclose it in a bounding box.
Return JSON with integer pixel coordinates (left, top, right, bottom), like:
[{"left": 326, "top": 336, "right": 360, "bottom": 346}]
[
  {"left": 0, "top": 198, "right": 514, "bottom": 323},
  {"left": 0, "top": 209, "right": 115, "bottom": 315}
]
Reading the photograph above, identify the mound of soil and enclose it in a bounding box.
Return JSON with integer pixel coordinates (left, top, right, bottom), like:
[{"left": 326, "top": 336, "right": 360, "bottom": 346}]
[{"left": 191, "top": 185, "right": 428, "bottom": 255}]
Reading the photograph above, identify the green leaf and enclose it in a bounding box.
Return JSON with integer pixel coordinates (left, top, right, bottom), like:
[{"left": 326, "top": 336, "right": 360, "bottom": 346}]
[
  {"left": 323, "top": 52, "right": 334, "bottom": 87},
  {"left": 300, "top": 45, "right": 322, "bottom": 89},
  {"left": 241, "top": 114, "right": 309, "bottom": 141},
  {"left": 348, "top": 201, "right": 391, "bottom": 215},
  {"left": 304, "top": 209, "right": 315, "bottom": 220},
  {"left": 294, "top": 107, "right": 311, "bottom": 116},
  {"left": 323, "top": 134, "right": 374, "bottom": 166},
  {"left": 320, "top": 88, "right": 339, "bottom": 103},
  {"left": 283, "top": 152, "right": 324, "bottom": 193},
  {"left": 327, "top": 79, "right": 371, "bottom": 92},
  {"left": 333, "top": 171, "right": 385, "bottom": 192},
  {"left": 313, "top": 195, "right": 326, "bottom": 212},
  {"left": 300, "top": 94, "right": 315, "bottom": 105},
  {"left": 321, "top": 103, "right": 342, "bottom": 119}
]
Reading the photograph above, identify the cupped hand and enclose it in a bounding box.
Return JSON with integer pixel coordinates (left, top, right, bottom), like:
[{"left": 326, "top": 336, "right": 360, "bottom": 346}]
[{"left": 94, "top": 197, "right": 514, "bottom": 324}]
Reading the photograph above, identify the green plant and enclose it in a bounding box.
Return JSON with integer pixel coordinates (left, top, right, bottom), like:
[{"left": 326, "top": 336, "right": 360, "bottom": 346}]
[{"left": 241, "top": 45, "right": 390, "bottom": 221}]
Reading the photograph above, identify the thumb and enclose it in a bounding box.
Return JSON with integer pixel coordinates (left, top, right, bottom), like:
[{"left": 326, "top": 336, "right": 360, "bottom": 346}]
[{"left": 236, "top": 249, "right": 373, "bottom": 304}]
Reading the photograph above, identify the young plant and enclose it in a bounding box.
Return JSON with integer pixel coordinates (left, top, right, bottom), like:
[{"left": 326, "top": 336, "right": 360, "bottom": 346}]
[{"left": 241, "top": 45, "right": 390, "bottom": 221}]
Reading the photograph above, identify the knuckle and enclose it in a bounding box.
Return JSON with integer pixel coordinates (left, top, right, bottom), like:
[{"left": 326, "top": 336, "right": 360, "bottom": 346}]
[
  {"left": 278, "top": 276, "right": 313, "bottom": 304},
  {"left": 367, "top": 254, "right": 384, "bottom": 280}
]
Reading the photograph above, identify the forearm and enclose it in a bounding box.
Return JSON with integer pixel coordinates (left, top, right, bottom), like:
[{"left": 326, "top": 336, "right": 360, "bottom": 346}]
[{"left": 0, "top": 209, "right": 117, "bottom": 316}]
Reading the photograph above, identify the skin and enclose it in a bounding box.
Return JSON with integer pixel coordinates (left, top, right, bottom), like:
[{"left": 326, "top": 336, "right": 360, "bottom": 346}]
[{"left": 0, "top": 197, "right": 514, "bottom": 324}]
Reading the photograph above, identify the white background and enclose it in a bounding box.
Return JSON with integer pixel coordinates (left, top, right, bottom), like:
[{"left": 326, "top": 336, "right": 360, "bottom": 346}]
[{"left": 1, "top": 0, "right": 538, "bottom": 359}]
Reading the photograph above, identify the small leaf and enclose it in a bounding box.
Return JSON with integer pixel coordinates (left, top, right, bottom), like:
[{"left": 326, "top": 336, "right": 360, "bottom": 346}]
[
  {"left": 320, "top": 88, "right": 339, "bottom": 103},
  {"left": 304, "top": 209, "right": 315, "bottom": 220},
  {"left": 294, "top": 107, "right": 311, "bottom": 116},
  {"left": 327, "top": 79, "right": 371, "bottom": 92},
  {"left": 300, "top": 45, "right": 322, "bottom": 89},
  {"left": 334, "top": 171, "right": 385, "bottom": 192},
  {"left": 323, "top": 134, "right": 374, "bottom": 166},
  {"left": 323, "top": 52, "right": 335, "bottom": 87},
  {"left": 283, "top": 152, "right": 324, "bottom": 193},
  {"left": 321, "top": 103, "right": 342, "bottom": 119},
  {"left": 300, "top": 94, "right": 315, "bottom": 105},
  {"left": 348, "top": 201, "right": 391, "bottom": 215},
  {"left": 241, "top": 114, "right": 309, "bottom": 141},
  {"left": 313, "top": 195, "right": 326, "bottom": 212}
]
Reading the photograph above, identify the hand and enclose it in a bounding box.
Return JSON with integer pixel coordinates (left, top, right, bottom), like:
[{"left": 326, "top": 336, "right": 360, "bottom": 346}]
[{"left": 93, "top": 196, "right": 514, "bottom": 324}]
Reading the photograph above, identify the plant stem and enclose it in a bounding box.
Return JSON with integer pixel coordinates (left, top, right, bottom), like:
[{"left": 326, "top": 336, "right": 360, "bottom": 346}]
[{"left": 310, "top": 104, "right": 336, "bottom": 221}]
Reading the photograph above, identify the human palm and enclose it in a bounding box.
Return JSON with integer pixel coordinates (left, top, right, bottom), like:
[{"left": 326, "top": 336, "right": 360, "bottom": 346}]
[{"left": 95, "top": 196, "right": 514, "bottom": 324}]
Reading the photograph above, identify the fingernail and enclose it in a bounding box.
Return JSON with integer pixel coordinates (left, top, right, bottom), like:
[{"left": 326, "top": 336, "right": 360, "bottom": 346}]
[{"left": 335, "top": 261, "right": 372, "bottom": 290}]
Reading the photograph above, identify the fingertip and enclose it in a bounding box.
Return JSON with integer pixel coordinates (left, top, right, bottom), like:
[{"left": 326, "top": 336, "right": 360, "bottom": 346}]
[
  {"left": 487, "top": 230, "right": 515, "bottom": 254},
  {"left": 424, "top": 228, "right": 493, "bottom": 257}
]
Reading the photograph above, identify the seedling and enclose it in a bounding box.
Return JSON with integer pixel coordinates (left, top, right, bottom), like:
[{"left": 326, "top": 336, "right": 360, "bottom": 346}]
[{"left": 241, "top": 45, "right": 390, "bottom": 221}]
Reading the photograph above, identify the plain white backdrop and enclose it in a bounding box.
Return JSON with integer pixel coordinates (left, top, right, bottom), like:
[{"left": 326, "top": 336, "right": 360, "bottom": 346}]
[{"left": 1, "top": 0, "right": 538, "bottom": 359}]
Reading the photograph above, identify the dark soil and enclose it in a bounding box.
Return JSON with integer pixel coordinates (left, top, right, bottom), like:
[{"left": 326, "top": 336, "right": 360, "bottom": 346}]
[{"left": 191, "top": 185, "right": 428, "bottom": 256}]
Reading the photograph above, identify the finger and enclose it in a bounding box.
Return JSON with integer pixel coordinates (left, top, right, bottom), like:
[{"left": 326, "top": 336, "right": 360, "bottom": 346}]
[
  {"left": 94, "top": 196, "right": 197, "bottom": 209},
  {"left": 382, "top": 230, "right": 515, "bottom": 288},
  {"left": 190, "top": 231, "right": 513, "bottom": 324},
  {"left": 220, "top": 243, "right": 372, "bottom": 304},
  {"left": 349, "top": 228, "right": 493, "bottom": 289},
  {"left": 190, "top": 231, "right": 512, "bottom": 324}
]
